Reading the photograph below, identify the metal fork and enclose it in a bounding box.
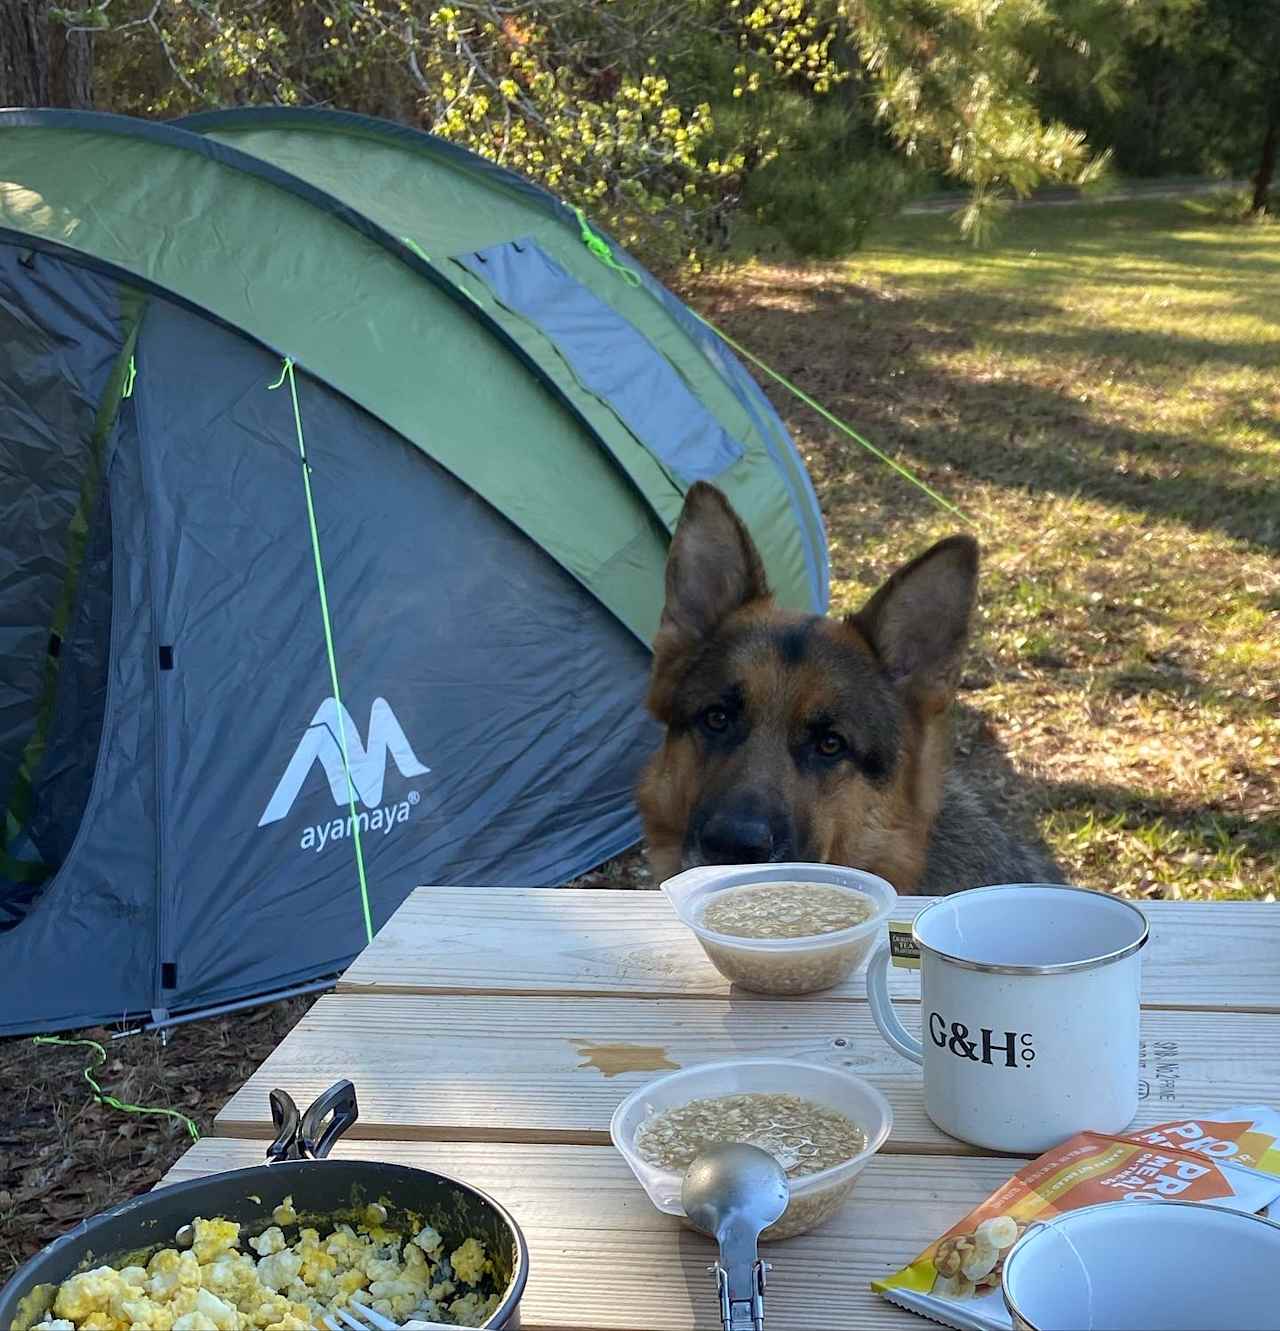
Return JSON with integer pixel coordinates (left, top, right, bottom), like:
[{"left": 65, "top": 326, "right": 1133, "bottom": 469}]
[{"left": 322, "top": 1297, "right": 453, "bottom": 1331}]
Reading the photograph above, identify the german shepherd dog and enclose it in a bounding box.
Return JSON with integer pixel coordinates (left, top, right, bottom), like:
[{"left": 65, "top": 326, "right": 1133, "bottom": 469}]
[{"left": 637, "top": 483, "right": 1060, "bottom": 894}]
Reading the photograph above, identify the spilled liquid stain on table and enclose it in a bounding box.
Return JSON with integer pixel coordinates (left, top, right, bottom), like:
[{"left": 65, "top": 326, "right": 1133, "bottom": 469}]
[{"left": 573, "top": 1039, "right": 680, "bottom": 1078}]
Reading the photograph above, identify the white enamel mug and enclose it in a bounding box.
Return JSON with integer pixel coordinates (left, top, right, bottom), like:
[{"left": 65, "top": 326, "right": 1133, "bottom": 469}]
[
  {"left": 1001, "top": 1200, "right": 1280, "bottom": 1330},
  {"left": 866, "top": 884, "right": 1148, "bottom": 1153}
]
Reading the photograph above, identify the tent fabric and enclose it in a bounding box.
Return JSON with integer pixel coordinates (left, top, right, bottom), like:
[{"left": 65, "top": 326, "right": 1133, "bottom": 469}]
[
  {"left": 635, "top": 272, "right": 830, "bottom": 610},
  {"left": 131, "top": 299, "right": 654, "bottom": 1009},
  {"left": 0, "top": 106, "right": 827, "bottom": 1034},
  {"left": 0, "top": 114, "right": 675, "bottom": 642},
  {"left": 177, "top": 106, "right": 829, "bottom": 615}
]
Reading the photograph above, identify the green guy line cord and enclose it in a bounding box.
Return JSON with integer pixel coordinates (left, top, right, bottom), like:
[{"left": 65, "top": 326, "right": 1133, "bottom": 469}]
[
  {"left": 573, "top": 207, "right": 642, "bottom": 287},
  {"left": 268, "top": 358, "right": 375, "bottom": 947},
  {"left": 32, "top": 1037, "right": 200, "bottom": 1141},
  {"left": 571, "top": 208, "right": 971, "bottom": 524},
  {"left": 686, "top": 307, "right": 972, "bottom": 524}
]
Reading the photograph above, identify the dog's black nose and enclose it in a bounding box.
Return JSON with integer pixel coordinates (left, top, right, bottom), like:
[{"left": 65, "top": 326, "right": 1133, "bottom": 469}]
[{"left": 699, "top": 811, "right": 776, "bottom": 864}]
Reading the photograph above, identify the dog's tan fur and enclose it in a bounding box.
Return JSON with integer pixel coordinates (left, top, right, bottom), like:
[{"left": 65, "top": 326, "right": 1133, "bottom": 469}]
[{"left": 637, "top": 482, "right": 1059, "bottom": 893}]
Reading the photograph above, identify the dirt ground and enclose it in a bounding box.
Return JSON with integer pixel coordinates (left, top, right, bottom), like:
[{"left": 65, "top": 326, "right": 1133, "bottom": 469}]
[
  {"left": 0, "top": 1000, "right": 314, "bottom": 1279},
  {"left": 3, "top": 197, "right": 1276, "bottom": 1287}
]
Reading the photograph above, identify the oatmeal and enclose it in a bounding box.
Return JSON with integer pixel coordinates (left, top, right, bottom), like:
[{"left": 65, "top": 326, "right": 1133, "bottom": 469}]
[
  {"left": 636, "top": 1092, "right": 866, "bottom": 1177},
  {"left": 702, "top": 882, "right": 875, "bottom": 940},
  {"left": 635, "top": 1091, "right": 870, "bottom": 1239}
]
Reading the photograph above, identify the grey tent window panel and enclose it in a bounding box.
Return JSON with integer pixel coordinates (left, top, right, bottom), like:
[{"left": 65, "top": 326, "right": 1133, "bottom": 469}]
[
  {"left": 0, "top": 248, "right": 120, "bottom": 819},
  {"left": 27, "top": 454, "right": 116, "bottom": 874},
  {"left": 458, "top": 239, "right": 743, "bottom": 483},
  {"left": 1, "top": 247, "right": 123, "bottom": 931}
]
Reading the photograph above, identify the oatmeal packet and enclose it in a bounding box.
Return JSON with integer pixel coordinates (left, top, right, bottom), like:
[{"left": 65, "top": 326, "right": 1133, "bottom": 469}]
[
  {"left": 1124, "top": 1105, "right": 1280, "bottom": 1181},
  {"left": 873, "top": 1106, "right": 1280, "bottom": 1331}
]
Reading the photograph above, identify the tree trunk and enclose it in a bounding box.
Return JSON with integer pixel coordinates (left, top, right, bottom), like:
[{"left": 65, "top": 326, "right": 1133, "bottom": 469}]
[
  {"left": 1148, "top": 79, "right": 1169, "bottom": 177},
  {"left": 51, "top": 20, "right": 94, "bottom": 108},
  {"left": 0, "top": 0, "right": 50, "bottom": 106},
  {"left": 1252, "top": 108, "right": 1278, "bottom": 216}
]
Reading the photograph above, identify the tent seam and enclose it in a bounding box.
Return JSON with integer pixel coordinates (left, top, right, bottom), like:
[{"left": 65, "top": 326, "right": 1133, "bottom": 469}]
[{"left": 591, "top": 528, "right": 659, "bottom": 589}]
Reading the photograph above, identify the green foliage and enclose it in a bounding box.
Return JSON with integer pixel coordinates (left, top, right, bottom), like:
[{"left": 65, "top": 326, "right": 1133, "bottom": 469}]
[
  {"left": 1034, "top": 0, "right": 1280, "bottom": 212},
  {"left": 736, "top": 97, "right": 915, "bottom": 256},
  {"left": 56, "top": 0, "right": 1123, "bottom": 262},
  {"left": 843, "top": 0, "right": 1114, "bottom": 238}
]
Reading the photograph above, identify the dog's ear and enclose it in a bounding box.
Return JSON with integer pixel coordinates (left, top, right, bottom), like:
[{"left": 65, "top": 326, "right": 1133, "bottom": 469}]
[
  {"left": 649, "top": 483, "right": 769, "bottom": 710},
  {"left": 658, "top": 482, "right": 770, "bottom": 645},
  {"left": 849, "top": 535, "right": 978, "bottom": 703}
]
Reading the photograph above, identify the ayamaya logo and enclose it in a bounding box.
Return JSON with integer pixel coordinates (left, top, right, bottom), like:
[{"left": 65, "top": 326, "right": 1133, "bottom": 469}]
[{"left": 260, "top": 696, "right": 430, "bottom": 853}]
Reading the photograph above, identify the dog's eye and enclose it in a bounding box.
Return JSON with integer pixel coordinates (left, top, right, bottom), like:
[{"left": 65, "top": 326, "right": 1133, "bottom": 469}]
[
  {"left": 699, "top": 706, "right": 730, "bottom": 734},
  {"left": 815, "top": 730, "right": 846, "bottom": 759}
]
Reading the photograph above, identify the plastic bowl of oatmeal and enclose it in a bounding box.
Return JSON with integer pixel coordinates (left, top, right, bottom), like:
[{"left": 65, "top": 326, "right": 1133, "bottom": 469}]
[
  {"left": 611, "top": 1057, "right": 893, "bottom": 1240},
  {"left": 661, "top": 862, "right": 897, "bottom": 995}
]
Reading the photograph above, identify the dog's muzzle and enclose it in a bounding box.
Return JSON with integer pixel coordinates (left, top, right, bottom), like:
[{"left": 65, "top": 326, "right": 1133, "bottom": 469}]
[{"left": 683, "top": 798, "right": 796, "bottom": 869}]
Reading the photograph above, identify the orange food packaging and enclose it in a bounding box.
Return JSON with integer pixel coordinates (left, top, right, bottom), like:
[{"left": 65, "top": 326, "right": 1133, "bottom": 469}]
[{"left": 874, "top": 1106, "right": 1280, "bottom": 1331}]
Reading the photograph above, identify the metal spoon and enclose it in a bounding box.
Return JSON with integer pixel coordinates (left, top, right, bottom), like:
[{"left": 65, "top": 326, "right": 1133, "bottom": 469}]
[{"left": 681, "top": 1143, "right": 790, "bottom": 1331}]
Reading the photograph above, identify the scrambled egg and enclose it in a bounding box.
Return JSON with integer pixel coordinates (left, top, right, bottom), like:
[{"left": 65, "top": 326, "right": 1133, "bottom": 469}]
[{"left": 35, "top": 1199, "right": 501, "bottom": 1331}]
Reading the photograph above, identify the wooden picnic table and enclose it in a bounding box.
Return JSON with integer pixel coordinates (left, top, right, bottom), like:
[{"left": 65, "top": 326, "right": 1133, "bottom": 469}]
[{"left": 163, "top": 886, "right": 1280, "bottom": 1330}]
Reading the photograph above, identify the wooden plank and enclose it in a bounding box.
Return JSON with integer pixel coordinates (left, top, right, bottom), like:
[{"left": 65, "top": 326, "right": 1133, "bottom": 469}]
[
  {"left": 215, "top": 992, "right": 1280, "bottom": 1157},
  {"left": 337, "top": 887, "right": 1280, "bottom": 1013},
  {"left": 160, "top": 1136, "right": 1019, "bottom": 1331}
]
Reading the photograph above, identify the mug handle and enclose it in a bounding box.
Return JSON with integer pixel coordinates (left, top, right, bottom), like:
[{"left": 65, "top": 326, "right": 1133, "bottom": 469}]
[{"left": 867, "top": 941, "right": 923, "bottom": 1065}]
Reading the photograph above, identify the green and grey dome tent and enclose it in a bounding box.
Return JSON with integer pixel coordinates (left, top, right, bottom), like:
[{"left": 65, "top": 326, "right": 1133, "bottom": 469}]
[{"left": 0, "top": 106, "right": 827, "bottom": 1034}]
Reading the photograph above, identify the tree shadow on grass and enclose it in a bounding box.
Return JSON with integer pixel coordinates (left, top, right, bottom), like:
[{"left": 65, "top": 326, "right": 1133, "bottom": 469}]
[
  {"left": 711, "top": 276, "right": 1279, "bottom": 552},
  {"left": 950, "top": 699, "right": 1279, "bottom": 897},
  {"left": 1039, "top": 778, "right": 1279, "bottom": 850},
  {"left": 1034, "top": 778, "right": 1280, "bottom": 899}
]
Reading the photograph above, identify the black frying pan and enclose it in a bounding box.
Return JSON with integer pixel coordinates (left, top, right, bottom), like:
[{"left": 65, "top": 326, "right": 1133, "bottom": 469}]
[{"left": 0, "top": 1082, "right": 528, "bottom": 1330}]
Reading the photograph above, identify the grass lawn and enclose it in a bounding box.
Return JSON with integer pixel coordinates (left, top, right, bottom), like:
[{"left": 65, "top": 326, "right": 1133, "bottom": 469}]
[{"left": 687, "top": 198, "right": 1279, "bottom": 902}]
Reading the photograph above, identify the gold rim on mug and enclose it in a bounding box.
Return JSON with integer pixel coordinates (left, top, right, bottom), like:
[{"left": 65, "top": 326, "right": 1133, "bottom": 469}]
[
  {"left": 910, "top": 883, "right": 1149, "bottom": 976},
  {"left": 1000, "top": 1199, "right": 1280, "bottom": 1331}
]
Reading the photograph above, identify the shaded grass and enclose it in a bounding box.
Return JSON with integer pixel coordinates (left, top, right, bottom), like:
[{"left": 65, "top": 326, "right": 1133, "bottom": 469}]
[{"left": 687, "top": 198, "right": 1278, "bottom": 900}]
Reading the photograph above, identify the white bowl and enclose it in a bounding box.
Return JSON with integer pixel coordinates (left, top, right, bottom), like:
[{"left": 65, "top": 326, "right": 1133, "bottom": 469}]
[
  {"left": 661, "top": 862, "right": 897, "bottom": 994},
  {"left": 1002, "top": 1200, "right": 1280, "bottom": 1331},
  {"left": 610, "top": 1057, "right": 893, "bottom": 1240}
]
